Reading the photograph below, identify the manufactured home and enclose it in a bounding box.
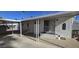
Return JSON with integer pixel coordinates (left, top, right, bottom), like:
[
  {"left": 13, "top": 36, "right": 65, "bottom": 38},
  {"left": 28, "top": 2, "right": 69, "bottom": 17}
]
[
  {"left": 21, "top": 11, "right": 79, "bottom": 39},
  {"left": 0, "top": 11, "right": 79, "bottom": 39}
]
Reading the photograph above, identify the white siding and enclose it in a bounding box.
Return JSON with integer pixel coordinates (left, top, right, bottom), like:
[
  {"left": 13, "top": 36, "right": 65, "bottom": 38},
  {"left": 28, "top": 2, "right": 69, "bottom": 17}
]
[
  {"left": 34, "top": 20, "right": 44, "bottom": 34},
  {"left": 22, "top": 21, "right": 34, "bottom": 33},
  {"left": 55, "top": 16, "right": 74, "bottom": 38},
  {"left": 49, "top": 19, "right": 55, "bottom": 33},
  {"left": 29, "top": 21, "right": 34, "bottom": 33},
  {"left": 39, "top": 20, "right": 44, "bottom": 33},
  {"left": 22, "top": 20, "right": 44, "bottom": 34},
  {"left": 22, "top": 16, "right": 75, "bottom": 38},
  {"left": 22, "top": 22, "right": 27, "bottom": 31}
]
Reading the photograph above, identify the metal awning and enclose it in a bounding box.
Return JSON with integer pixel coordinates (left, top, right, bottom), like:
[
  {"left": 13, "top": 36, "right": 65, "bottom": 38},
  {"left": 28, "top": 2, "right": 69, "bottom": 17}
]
[{"left": 22, "top": 11, "right": 79, "bottom": 21}]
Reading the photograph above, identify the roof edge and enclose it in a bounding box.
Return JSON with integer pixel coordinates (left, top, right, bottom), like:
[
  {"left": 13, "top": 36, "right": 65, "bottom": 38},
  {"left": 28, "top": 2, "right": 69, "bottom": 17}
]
[{"left": 22, "top": 11, "right": 79, "bottom": 21}]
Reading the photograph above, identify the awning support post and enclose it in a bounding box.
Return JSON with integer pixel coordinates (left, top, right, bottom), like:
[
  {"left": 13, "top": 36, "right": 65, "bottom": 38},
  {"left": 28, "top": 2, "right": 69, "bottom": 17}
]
[
  {"left": 36, "top": 20, "right": 37, "bottom": 39},
  {"left": 38, "top": 19, "right": 39, "bottom": 40},
  {"left": 12, "top": 22, "right": 14, "bottom": 34},
  {"left": 36, "top": 19, "right": 40, "bottom": 41},
  {"left": 20, "top": 21, "right": 22, "bottom": 37}
]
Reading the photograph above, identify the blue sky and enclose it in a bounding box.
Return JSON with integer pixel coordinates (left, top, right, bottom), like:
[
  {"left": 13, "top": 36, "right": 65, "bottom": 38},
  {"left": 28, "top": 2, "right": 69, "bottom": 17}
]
[
  {"left": 0, "top": 11, "right": 60, "bottom": 20},
  {"left": 0, "top": 11, "right": 79, "bottom": 20}
]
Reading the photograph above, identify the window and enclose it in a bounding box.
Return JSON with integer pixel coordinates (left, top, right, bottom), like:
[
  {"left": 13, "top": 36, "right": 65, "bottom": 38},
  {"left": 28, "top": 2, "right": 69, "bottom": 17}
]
[
  {"left": 44, "top": 20, "right": 49, "bottom": 31},
  {"left": 62, "top": 23, "right": 66, "bottom": 30}
]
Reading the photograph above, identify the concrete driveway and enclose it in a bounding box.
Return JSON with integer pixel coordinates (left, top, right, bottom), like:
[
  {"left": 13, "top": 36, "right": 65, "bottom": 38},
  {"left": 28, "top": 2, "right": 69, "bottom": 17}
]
[{"left": 0, "top": 34, "right": 60, "bottom": 48}]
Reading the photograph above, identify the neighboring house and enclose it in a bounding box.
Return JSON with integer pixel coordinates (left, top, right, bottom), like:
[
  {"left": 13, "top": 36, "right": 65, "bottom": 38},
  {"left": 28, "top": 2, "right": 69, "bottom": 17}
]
[
  {"left": 72, "top": 20, "right": 79, "bottom": 38},
  {"left": 6, "top": 23, "right": 19, "bottom": 31},
  {"left": 0, "top": 19, "right": 20, "bottom": 34},
  {"left": 22, "top": 11, "right": 79, "bottom": 38}
]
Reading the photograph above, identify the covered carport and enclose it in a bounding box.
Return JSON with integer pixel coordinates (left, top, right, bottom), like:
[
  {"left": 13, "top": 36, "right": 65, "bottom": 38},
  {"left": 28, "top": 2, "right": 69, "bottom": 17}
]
[{"left": 0, "top": 19, "right": 21, "bottom": 36}]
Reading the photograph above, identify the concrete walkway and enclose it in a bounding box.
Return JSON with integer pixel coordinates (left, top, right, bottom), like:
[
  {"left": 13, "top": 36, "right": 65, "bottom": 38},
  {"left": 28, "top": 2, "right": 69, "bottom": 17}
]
[
  {"left": 0, "top": 34, "right": 60, "bottom": 48},
  {"left": 40, "top": 34, "right": 79, "bottom": 48}
]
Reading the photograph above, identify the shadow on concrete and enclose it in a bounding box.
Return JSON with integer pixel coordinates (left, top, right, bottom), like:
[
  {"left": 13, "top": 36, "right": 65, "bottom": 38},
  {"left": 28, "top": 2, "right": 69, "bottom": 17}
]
[
  {"left": 23, "top": 33, "right": 36, "bottom": 37},
  {"left": 0, "top": 35, "right": 17, "bottom": 48}
]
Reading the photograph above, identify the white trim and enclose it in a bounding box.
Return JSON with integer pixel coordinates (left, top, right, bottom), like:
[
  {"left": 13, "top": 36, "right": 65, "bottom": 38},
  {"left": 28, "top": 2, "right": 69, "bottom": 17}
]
[{"left": 0, "top": 19, "right": 21, "bottom": 22}]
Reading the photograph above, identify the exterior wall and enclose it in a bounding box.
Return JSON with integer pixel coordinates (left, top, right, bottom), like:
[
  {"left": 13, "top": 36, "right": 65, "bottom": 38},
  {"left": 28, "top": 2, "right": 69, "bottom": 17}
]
[
  {"left": 55, "top": 16, "right": 75, "bottom": 38},
  {"left": 22, "top": 16, "right": 75, "bottom": 38},
  {"left": 22, "top": 21, "right": 34, "bottom": 33},
  {"left": 22, "top": 22, "right": 27, "bottom": 31},
  {"left": 49, "top": 19, "right": 55, "bottom": 33},
  {"left": 22, "top": 20, "right": 44, "bottom": 34},
  {"left": 39, "top": 20, "right": 44, "bottom": 33},
  {"left": 34, "top": 19, "right": 55, "bottom": 34},
  {"left": 34, "top": 20, "right": 44, "bottom": 34},
  {"left": 29, "top": 21, "right": 34, "bottom": 33}
]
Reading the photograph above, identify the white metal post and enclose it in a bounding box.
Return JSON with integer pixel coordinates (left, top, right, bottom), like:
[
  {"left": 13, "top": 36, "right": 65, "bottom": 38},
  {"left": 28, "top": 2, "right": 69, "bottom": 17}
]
[
  {"left": 20, "top": 21, "right": 22, "bottom": 37},
  {"left": 37, "top": 19, "right": 39, "bottom": 40},
  {"left": 36, "top": 19, "right": 40, "bottom": 41},
  {"left": 36, "top": 20, "right": 38, "bottom": 38},
  {"left": 12, "top": 22, "right": 14, "bottom": 34}
]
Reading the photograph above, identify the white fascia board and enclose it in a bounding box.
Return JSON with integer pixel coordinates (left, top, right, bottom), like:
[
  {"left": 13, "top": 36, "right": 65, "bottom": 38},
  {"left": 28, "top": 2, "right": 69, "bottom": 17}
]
[{"left": 0, "top": 19, "right": 21, "bottom": 22}]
